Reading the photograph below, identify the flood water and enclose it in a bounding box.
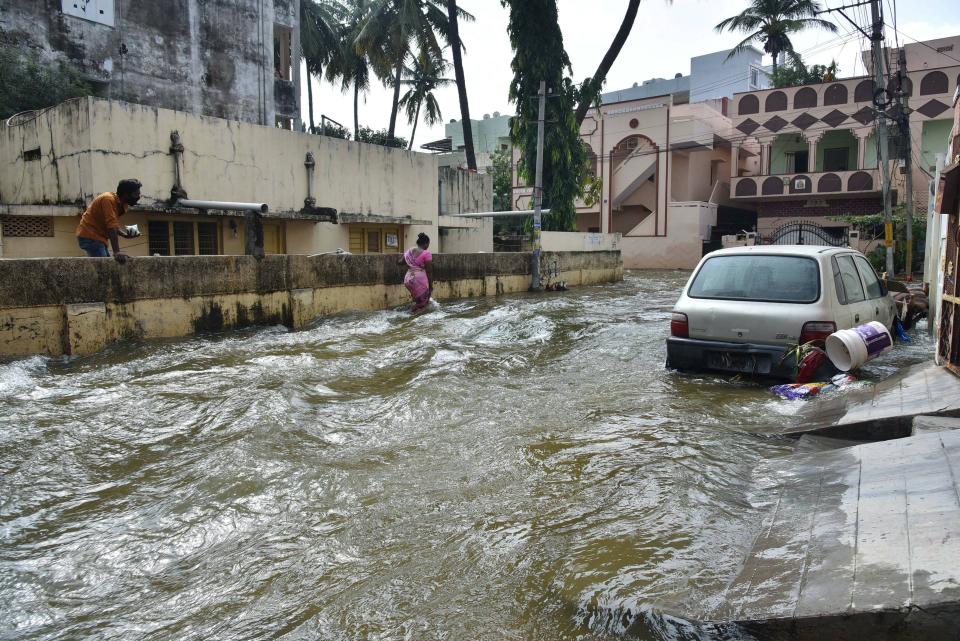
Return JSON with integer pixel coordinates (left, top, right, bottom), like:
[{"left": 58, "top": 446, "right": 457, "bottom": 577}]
[{"left": 0, "top": 271, "right": 934, "bottom": 641}]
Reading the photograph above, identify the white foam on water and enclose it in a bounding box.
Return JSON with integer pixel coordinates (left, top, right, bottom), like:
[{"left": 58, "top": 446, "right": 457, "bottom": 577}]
[{"left": 0, "top": 356, "right": 50, "bottom": 398}]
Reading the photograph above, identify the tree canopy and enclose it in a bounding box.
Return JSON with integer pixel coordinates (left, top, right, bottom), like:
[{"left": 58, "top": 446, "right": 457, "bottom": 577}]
[
  {"left": 715, "top": 0, "right": 838, "bottom": 73},
  {"left": 500, "top": 0, "right": 585, "bottom": 231},
  {"left": 0, "top": 46, "right": 91, "bottom": 120},
  {"left": 770, "top": 54, "right": 838, "bottom": 87}
]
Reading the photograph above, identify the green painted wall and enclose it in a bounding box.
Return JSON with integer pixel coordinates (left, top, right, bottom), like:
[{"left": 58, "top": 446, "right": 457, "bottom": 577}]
[
  {"left": 817, "top": 130, "right": 858, "bottom": 172},
  {"left": 921, "top": 119, "right": 952, "bottom": 173},
  {"left": 770, "top": 134, "right": 808, "bottom": 174},
  {"left": 864, "top": 131, "right": 878, "bottom": 168}
]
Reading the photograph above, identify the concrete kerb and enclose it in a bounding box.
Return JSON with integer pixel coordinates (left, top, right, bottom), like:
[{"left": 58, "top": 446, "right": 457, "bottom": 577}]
[{"left": 0, "top": 251, "right": 622, "bottom": 357}]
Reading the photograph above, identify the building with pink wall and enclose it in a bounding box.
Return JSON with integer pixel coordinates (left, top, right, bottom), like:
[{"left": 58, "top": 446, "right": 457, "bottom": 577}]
[{"left": 730, "top": 36, "right": 960, "bottom": 241}]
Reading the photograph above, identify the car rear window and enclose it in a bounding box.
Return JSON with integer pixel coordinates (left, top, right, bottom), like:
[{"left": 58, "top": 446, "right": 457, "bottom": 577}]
[{"left": 688, "top": 255, "right": 820, "bottom": 303}]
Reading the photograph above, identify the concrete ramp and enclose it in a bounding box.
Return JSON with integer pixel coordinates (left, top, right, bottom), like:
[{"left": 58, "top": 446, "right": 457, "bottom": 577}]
[
  {"left": 674, "top": 431, "right": 960, "bottom": 639},
  {"left": 784, "top": 364, "right": 960, "bottom": 441}
]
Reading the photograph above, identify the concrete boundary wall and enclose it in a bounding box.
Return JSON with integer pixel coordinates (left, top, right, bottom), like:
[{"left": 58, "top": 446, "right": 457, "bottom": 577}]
[{"left": 0, "top": 251, "right": 622, "bottom": 358}]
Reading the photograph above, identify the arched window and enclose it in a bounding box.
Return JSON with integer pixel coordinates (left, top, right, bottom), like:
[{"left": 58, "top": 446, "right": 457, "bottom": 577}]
[
  {"left": 735, "top": 179, "right": 757, "bottom": 197},
  {"left": 823, "top": 83, "right": 848, "bottom": 106},
  {"left": 854, "top": 80, "right": 874, "bottom": 103},
  {"left": 738, "top": 95, "right": 760, "bottom": 115},
  {"left": 794, "top": 87, "right": 817, "bottom": 109},
  {"left": 919, "top": 71, "right": 948, "bottom": 96},
  {"left": 764, "top": 91, "right": 787, "bottom": 112},
  {"left": 762, "top": 177, "right": 784, "bottom": 195}
]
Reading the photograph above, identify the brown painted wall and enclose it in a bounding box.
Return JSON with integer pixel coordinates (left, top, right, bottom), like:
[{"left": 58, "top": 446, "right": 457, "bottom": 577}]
[{"left": 756, "top": 197, "right": 883, "bottom": 220}]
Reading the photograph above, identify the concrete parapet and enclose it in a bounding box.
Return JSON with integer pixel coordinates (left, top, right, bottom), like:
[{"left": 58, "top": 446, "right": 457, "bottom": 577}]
[{"left": 0, "top": 251, "right": 622, "bottom": 357}]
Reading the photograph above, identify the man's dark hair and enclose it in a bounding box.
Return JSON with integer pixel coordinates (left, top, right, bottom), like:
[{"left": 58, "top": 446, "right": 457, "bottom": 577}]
[{"left": 116, "top": 178, "right": 142, "bottom": 196}]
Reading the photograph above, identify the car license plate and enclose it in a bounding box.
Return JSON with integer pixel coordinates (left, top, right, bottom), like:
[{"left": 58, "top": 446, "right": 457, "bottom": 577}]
[{"left": 706, "top": 351, "right": 770, "bottom": 374}]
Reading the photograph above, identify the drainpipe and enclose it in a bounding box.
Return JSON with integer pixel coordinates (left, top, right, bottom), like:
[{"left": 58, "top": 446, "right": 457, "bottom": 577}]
[
  {"left": 304, "top": 152, "right": 316, "bottom": 208},
  {"left": 439, "top": 170, "right": 447, "bottom": 216},
  {"left": 169, "top": 131, "right": 188, "bottom": 201},
  {"left": 176, "top": 199, "right": 269, "bottom": 213}
]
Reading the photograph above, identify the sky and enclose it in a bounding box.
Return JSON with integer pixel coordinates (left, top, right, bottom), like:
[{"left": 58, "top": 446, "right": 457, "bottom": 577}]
[{"left": 300, "top": 0, "right": 960, "bottom": 149}]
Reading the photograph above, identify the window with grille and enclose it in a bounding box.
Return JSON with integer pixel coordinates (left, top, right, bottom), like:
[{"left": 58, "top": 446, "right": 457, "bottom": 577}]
[
  {"left": 366, "top": 230, "right": 381, "bottom": 253},
  {"left": 197, "top": 222, "right": 218, "bottom": 255},
  {"left": 148, "top": 221, "right": 170, "bottom": 255},
  {"left": 173, "top": 222, "right": 195, "bottom": 255},
  {"left": 0, "top": 216, "right": 54, "bottom": 237}
]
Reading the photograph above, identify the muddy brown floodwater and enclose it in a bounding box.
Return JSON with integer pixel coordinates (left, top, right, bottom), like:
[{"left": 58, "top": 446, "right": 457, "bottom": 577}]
[{"left": 0, "top": 271, "right": 934, "bottom": 641}]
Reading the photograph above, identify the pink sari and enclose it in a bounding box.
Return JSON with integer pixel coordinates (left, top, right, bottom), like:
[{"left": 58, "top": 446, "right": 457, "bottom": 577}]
[{"left": 403, "top": 247, "right": 432, "bottom": 310}]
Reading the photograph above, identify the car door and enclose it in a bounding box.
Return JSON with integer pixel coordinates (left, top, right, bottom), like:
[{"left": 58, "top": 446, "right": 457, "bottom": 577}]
[
  {"left": 833, "top": 254, "right": 868, "bottom": 329},
  {"left": 853, "top": 254, "right": 896, "bottom": 328}
]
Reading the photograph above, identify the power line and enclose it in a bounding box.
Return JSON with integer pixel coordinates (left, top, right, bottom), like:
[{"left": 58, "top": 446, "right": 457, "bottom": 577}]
[{"left": 883, "top": 23, "right": 960, "bottom": 67}]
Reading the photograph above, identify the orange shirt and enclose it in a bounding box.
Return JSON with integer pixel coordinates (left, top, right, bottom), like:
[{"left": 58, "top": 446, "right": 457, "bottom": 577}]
[{"left": 76, "top": 192, "right": 127, "bottom": 244}]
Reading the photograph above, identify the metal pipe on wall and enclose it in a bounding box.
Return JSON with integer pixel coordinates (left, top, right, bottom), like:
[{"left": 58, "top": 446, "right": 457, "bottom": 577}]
[{"left": 177, "top": 199, "right": 268, "bottom": 213}]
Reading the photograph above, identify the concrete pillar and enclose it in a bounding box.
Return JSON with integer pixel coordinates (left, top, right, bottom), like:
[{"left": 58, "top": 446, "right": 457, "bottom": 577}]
[
  {"left": 64, "top": 302, "right": 109, "bottom": 356},
  {"left": 760, "top": 142, "right": 773, "bottom": 175},
  {"left": 731, "top": 144, "right": 741, "bottom": 179},
  {"left": 806, "top": 134, "right": 821, "bottom": 173},
  {"left": 856, "top": 129, "right": 871, "bottom": 169},
  {"left": 289, "top": 288, "right": 315, "bottom": 329}
]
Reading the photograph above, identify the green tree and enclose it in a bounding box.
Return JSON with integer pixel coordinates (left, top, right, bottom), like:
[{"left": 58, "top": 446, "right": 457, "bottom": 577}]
[
  {"left": 490, "top": 149, "right": 513, "bottom": 211},
  {"left": 0, "top": 46, "right": 91, "bottom": 120},
  {"left": 715, "top": 0, "right": 837, "bottom": 74},
  {"left": 301, "top": 0, "right": 347, "bottom": 133},
  {"left": 355, "top": 126, "right": 408, "bottom": 148},
  {"left": 445, "top": 0, "right": 477, "bottom": 170},
  {"left": 770, "top": 54, "right": 838, "bottom": 87},
  {"left": 398, "top": 48, "right": 452, "bottom": 149},
  {"left": 501, "top": 0, "right": 586, "bottom": 231},
  {"left": 358, "top": 0, "right": 470, "bottom": 139},
  {"left": 325, "top": 0, "right": 375, "bottom": 135}
]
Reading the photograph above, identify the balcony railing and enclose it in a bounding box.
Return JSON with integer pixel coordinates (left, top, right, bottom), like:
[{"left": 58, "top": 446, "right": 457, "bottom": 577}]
[{"left": 731, "top": 169, "right": 880, "bottom": 199}]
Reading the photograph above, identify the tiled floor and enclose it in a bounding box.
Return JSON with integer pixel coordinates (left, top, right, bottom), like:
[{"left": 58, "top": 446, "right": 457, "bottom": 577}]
[{"left": 701, "top": 431, "right": 960, "bottom": 629}]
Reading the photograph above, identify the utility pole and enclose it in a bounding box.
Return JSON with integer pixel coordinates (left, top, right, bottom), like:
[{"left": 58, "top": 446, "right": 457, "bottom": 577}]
[
  {"left": 897, "top": 47, "right": 915, "bottom": 279},
  {"left": 870, "top": 0, "right": 895, "bottom": 276},
  {"left": 531, "top": 80, "right": 546, "bottom": 292}
]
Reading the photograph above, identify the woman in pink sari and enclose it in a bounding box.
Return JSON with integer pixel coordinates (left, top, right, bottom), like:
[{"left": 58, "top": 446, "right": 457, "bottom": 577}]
[{"left": 398, "top": 233, "right": 433, "bottom": 312}]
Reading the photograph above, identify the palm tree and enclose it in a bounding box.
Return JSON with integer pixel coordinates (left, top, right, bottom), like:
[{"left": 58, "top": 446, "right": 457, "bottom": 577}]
[
  {"left": 358, "top": 0, "right": 472, "bottom": 140},
  {"left": 715, "top": 0, "right": 837, "bottom": 74},
  {"left": 399, "top": 48, "right": 453, "bottom": 149},
  {"left": 301, "top": 0, "right": 346, "bottom": 133},
  {"left": 574, "top": 0, "right": 641, "bottom": 127},
  {"left": 445, "top": 0, "right": 475, "bottom": 170},
  {"left": 325, "top": 0, "right": 375, "bottom": 135}
]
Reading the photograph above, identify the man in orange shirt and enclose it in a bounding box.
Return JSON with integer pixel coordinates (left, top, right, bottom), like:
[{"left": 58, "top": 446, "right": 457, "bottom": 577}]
[{"left": 76, "top": 179, "right": 142, "bottom": 264}]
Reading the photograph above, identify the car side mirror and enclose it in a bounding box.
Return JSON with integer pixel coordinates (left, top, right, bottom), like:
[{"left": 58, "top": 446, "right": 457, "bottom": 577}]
[{"left": 879, "top": 280, "right": 888, "bottom": 296}]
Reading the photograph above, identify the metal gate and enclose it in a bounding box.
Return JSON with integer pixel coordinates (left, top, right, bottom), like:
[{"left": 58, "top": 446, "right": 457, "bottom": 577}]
[
  {"left": 939, "top": 213, "right": 960, "bottom": 375},
  {"left": 767, "top": 221, "right": 848, "bottom": 246}
]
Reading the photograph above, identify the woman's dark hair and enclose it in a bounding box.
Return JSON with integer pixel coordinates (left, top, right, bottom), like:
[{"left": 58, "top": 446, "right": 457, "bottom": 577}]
[
  {"left": 417, "top": 232, "right": 430, "bottom": 248},
  {"left": 116, "top": 178, "right": 142, "bottom": 196}
]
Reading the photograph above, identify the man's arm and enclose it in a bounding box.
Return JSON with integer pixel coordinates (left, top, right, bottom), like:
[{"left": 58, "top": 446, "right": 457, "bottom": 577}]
[{"left": 108, "top": 228, "right": 129, "bottom": 264}]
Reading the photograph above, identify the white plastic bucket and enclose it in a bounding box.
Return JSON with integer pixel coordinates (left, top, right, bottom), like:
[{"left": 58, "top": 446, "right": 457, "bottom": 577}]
[{"left": 825, "top": 321, "right": 893, "bottom": 371}]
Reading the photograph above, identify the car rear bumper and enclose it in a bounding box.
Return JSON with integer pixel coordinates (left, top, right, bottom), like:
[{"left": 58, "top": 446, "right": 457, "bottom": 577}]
[{"left": 666, "top": 337, "right": 796, "bottom": 380}]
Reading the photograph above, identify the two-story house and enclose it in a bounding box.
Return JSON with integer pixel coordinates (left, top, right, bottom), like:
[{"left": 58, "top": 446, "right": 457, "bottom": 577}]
[{"left": 729, "top": 36, "right": 960, "bottom": 244}]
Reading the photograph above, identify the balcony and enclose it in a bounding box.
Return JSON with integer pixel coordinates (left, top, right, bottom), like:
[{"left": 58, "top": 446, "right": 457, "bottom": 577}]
[{"left": 731, "top": 169, "right": 880, "bottom": 200}]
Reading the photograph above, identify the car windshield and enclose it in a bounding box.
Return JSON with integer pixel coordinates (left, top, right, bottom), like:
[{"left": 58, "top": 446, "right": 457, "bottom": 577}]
[{"left": 688, "top": 254, "right": 820, "bottom": 303}]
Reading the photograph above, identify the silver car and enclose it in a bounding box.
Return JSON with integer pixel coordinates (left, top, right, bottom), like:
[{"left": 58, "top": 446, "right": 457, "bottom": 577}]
[{"left": 666, "top": 245, "right": 897, "bottom": 379}]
